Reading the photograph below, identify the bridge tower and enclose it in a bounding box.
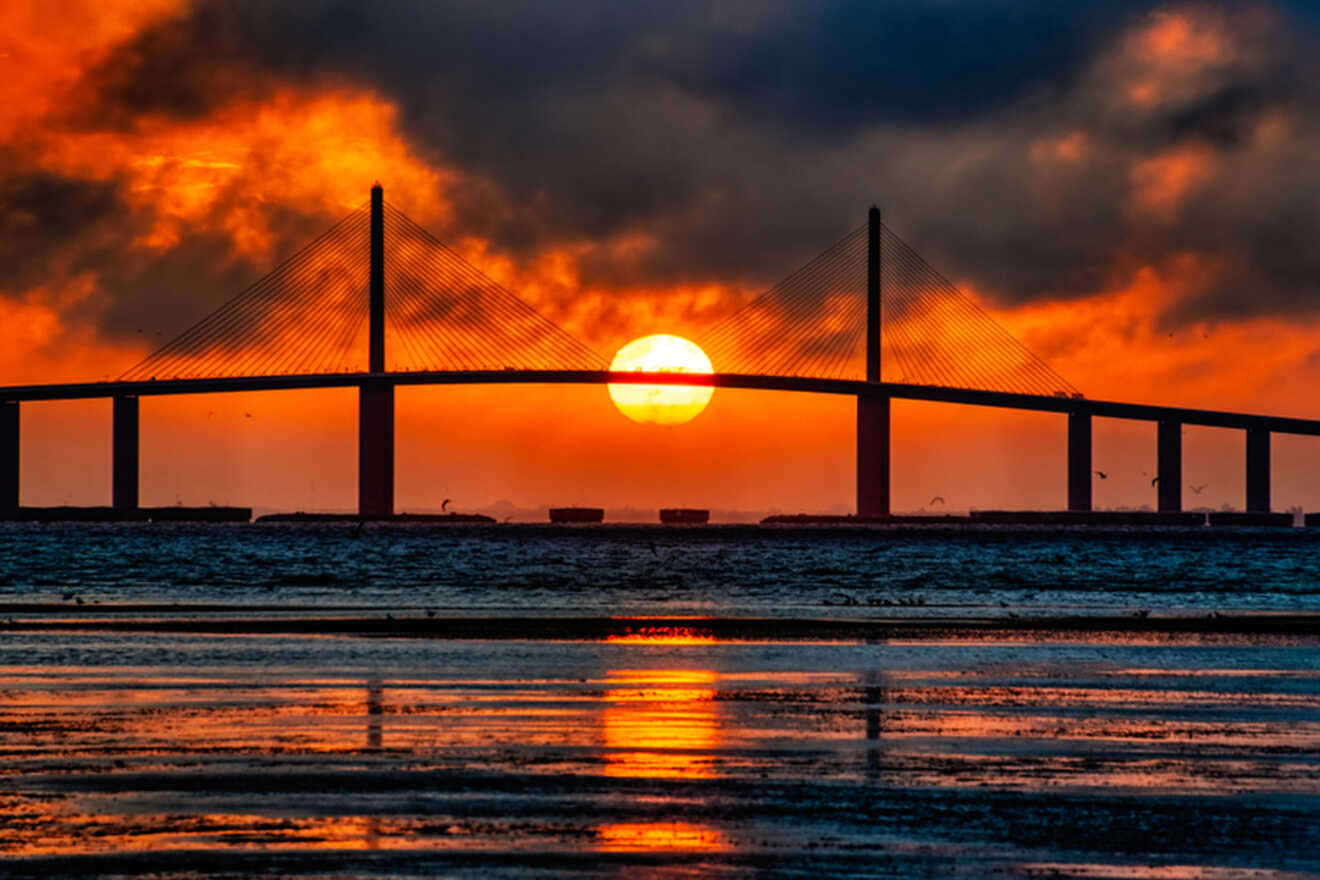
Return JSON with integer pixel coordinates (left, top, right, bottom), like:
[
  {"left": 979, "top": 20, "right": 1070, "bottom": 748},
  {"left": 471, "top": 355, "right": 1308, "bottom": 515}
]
[
  {"left": 856, "top": 205, "right": 890, "bottom": 518},
  {"left": 359, "top": 183, "right": 394, "bottom": 518}
]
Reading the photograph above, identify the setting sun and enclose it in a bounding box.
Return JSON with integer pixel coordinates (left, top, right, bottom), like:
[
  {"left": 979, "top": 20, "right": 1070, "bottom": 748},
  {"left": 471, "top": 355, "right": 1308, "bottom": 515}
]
[{"left": 608, "top": 334, "right": 714, "bottom": 425}]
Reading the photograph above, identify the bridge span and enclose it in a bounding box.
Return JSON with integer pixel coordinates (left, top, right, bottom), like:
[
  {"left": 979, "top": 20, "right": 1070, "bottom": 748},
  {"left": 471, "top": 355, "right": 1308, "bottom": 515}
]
[
  {"left": 1, "top": 187, "right": 1313, "bottom": 518},
  {"left": 1, "top": 368, "right": 1313, "bottom": 518}
]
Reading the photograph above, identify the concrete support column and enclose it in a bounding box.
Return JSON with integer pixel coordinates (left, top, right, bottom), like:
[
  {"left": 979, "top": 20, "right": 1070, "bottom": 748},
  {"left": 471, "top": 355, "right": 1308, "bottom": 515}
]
[
  {"left": 358, "top": 382, "right": 394, "bottom": 518},
  {"left": 0, "top": 401, "right": 17, "bottom": 513},
  {"left": 1157, "top": 420, "right": 1181, "bottom": 512},
  {"left": 1246, "top": 427, "right": 1270, "bottom": 513},
  {"left": 856, "top": 393, "right": 890, "bottom": 518},
  {"left": 112, "top": 395, "right": 139, "bottom": 511},
  {"left": 1067, "top": 411, "right": 1092, "bottom": 512}
]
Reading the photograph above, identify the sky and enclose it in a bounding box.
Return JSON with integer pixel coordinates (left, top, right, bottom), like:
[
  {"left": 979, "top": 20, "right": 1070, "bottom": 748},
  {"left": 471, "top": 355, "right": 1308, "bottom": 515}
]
[{"left": 2, "top": 0, "right": 1319, "bottom": 517}]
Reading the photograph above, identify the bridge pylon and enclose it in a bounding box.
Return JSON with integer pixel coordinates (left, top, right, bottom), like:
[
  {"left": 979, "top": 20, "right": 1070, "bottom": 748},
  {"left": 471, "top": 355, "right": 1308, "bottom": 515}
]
[
  {"left": 359, "top": 183, "right": 394, "bottom": 518},
  {"left": 857, "top": 205, "right": 890, "bottom": 518}
]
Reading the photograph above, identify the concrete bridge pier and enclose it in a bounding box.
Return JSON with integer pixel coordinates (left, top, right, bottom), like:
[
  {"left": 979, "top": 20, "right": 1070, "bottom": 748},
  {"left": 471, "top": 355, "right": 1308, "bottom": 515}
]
[
  {"left": 1158, "top": 420, "right": 1181, "bottom": 512},
  {"left": 112, "top": 395, "right": 139, "bottom": 510},
  {"left": 358, "top": 383, "right": 394, "bottom": 518},
  {"left": 857, "top": 392, "right": 890, "bottom": 518},
  {"left": 0, "top": 401, "right": 17, "bottom": 512},
  {"left": 1246, "top": 427, "right": 1270, "bottom": 512},
  {"left": 1067, "top": 412, "right": 1092, "bottom": 512}
]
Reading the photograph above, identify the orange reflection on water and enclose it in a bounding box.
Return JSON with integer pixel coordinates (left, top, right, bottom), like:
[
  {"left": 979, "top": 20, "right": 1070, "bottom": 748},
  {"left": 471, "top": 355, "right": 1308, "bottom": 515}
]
[
  {"left": 605, "top": 625, "right": 716, "bottom": 645},
  {"left": 0, "top": 810, "right": 390, "bottom": 857},
  {"left": 597, "top": 680, "right": 729, "bottom": 852},
  {"left": 603, "top": 669, "right": 719, "bottom": 779},
  {"left": 596, "top": 821, "right": 727, "bottom": 852}
]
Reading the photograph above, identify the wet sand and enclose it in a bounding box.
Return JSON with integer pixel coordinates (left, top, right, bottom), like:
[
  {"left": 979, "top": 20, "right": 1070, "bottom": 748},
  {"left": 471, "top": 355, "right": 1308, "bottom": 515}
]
[{"left": 2, "top": 620, "right": 1318, "bottom": 878}]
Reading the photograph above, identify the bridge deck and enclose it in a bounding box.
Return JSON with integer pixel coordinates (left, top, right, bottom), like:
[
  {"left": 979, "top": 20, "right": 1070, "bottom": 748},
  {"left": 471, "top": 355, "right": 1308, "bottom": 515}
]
[{"left": 0, "top": 371, "right": 1316, "bottom": 436}]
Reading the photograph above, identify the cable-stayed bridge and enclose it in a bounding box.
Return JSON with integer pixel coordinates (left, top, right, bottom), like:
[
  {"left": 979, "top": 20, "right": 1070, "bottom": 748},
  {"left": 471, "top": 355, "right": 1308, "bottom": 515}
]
[{"left": 1, "top": 184, "right": 1315, "bottom": 518}]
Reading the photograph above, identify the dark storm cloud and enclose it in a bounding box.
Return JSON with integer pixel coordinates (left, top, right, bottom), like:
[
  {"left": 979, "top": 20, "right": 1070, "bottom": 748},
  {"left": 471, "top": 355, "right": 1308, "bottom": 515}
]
[
  {"left": 65, "top": 1, "right": 1167, "bottom": 268},
  {"left": 0, "top": 163, "right": 351, "bottom": 347},
  {"left": 643, "top": 1, "right": 1161, "bottom": 130},
  {"left": 12, "top": 0, "right": 1320, "bottom": 338},
  {"left": 0, "top": 169, "right": 121, "bottom": 287}
]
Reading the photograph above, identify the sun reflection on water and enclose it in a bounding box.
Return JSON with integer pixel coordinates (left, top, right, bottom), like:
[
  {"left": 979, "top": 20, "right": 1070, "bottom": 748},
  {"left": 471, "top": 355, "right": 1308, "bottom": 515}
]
[{"left": 595, "top": 627, "right": 726, "bottom": 851}]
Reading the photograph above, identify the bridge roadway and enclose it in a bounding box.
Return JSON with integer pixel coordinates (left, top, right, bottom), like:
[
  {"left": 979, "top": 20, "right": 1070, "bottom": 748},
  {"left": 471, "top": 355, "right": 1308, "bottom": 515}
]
[
  {"left": 0, "top": 369, "right": 1314, "bottom": 517},
  {"left": 0, "top": 369, "right": 1317, "bottom": 435}
]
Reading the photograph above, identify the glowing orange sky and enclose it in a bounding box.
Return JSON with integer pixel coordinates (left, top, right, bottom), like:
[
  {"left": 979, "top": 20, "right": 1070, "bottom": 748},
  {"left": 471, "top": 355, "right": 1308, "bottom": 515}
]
[{"left": 3, "top": 2, "right": 1318, "bottom": 516}]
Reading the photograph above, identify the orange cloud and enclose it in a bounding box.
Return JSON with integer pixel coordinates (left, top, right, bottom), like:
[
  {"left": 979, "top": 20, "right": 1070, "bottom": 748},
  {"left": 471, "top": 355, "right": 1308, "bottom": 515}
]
[
  {"left": 30, "top": 87, "right": 453, "bottom": 261},
  {"left": 0, "top": 0, "right": 182, "bottom": 143},
  {"left": 1030, "top": 131, "right": 1091, "bottom": 165},
  {"left": 1129, "top": 145, "right": 1217, "bottom": 221},
  {"left": 0, "top": 280, "right": 142, "bottom": 385},
  {"left": 1105, "top": 7, "right": 1251, "bottom": 110},
  {"left": 996, "top": 256, "right": 1320, "bottom": 418},
  {"left": 1138, "top": 9, "right": 1230, "bottom": 64}
]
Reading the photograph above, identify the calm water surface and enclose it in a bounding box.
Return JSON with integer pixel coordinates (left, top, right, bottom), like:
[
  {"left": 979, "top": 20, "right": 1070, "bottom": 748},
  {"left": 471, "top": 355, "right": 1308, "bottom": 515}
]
[{"left": 0, "top": 522, "right": 1317, "bottom": 616}]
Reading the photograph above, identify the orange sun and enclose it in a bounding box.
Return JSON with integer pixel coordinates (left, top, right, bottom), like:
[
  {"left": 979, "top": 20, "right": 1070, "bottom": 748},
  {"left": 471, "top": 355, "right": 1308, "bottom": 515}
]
[{"left": 608, "top": 334, "right": 714, "bottom": 425}]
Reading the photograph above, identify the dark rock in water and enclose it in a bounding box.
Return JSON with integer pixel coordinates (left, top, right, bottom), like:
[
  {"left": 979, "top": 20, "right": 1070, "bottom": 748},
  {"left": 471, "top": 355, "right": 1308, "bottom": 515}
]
[
  {"left": 971, "top": 510, "right": 1207, "bottom": 526},
  {"left": 761, "top": 513, "right": 972, "bottom": 525},
  {"left": 548, "top": 507, "right": 604, "bottom": 523},
  {"left": 143, "top": 506, "right": 251, "bottom": 523},
  {"left": 1, "top": 506, "right": 250, "bottom": 523},
  {"left": 660, "top": 508, "right": 708, "bottom": 524},
  {"left": 1207, "top": 512, "right": 1294, "bottom": 527},
  {"left": 255, "top": 512, "right": 495, "bottom": 524}
]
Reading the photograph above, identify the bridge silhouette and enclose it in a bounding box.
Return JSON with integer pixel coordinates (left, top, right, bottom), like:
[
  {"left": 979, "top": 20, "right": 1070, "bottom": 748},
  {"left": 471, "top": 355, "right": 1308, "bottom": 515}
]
[{"left": 1, "top": 184, "right": 1316, "bottom": 519}]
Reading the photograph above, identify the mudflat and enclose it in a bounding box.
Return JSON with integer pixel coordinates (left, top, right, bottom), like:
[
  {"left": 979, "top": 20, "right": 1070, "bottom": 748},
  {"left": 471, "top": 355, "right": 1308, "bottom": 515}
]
[{"left": 2, "top": 620, "right": 1317, "bottom": 878}]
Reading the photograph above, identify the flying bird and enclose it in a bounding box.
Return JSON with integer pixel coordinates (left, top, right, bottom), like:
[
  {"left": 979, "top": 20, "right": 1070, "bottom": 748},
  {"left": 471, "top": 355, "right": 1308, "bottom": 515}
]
[
  {"left": 441, "top": 498, "right": 451, "bottom": 512},
  {"left": 1151, "top": 476, "right": 1160, "bottom": 486},
  {"left": 1095, "top": 471, "right": 1108, "bottom": 479},
  {"left": 929, "top": 496, "right": 945, "bottom": 506},
  {"left": 1190, "top": 484, "right": 1207, "bottom": 495}
]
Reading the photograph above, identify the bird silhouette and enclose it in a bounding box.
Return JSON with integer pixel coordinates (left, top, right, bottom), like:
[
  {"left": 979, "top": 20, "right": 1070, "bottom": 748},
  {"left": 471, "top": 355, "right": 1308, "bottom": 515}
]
[
  {"left": 441, "top": 498, "right": 451, "bottom": 512},
  {"left": 1151, "top": 476, "right": 1160, "bottom": 486},
  {"left": 929, "top": 496, "right": 945, "bottom": 506},
  {"left": 1095, "top": 471, "right": 1108, "bottom": 479},
  {"left": 1190, "top": 484, "right": 1207, "bottom": 495}
]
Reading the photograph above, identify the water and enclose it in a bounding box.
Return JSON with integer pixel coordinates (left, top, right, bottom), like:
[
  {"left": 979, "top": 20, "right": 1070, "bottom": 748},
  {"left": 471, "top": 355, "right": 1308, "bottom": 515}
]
[
  {"left": 1, "top": 524, "right": 1318, "bottom": 878},
  {"left": 1, "top": 522, "right": 1318, "bottom": 616}
]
